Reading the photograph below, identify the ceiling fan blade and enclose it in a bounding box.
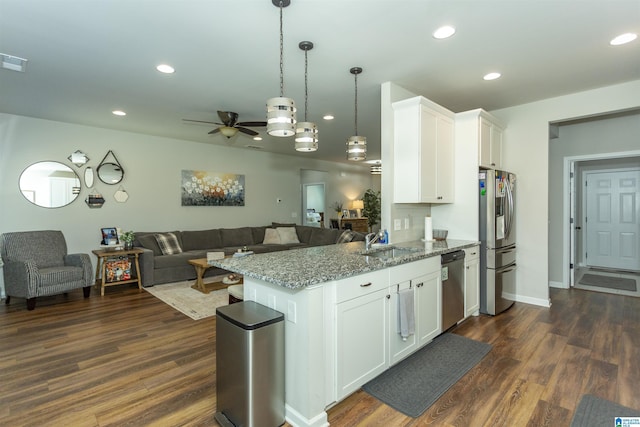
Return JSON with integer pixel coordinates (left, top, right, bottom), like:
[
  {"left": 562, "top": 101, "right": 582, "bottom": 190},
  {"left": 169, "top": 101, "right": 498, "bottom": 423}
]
[
  {"left": 236, "top": 121, "right": 267, "bottom": 127},
  {"left": 237, "top": 127, "right": 259, "bottom": 136},
  {"left": 217, "top": 111, "right": 239, "bottom": 126},
  {"left": 208, "top": 128, "right": 221, "bottom": 135},
  {"left": 183, "top": 119, "right": 220, "bottom": 125}
]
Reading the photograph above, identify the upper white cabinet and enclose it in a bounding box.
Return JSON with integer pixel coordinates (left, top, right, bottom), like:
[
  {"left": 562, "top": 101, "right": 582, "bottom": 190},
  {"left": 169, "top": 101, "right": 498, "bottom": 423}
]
[
  {"left": 479, "top": 116, "right": 503, "bottom": 169},
  {"left": 456, "top": 109, "right": 505, "bottom": 169},
  {"left": 393, "top": 96, "right": 455, "bottom": 203}
]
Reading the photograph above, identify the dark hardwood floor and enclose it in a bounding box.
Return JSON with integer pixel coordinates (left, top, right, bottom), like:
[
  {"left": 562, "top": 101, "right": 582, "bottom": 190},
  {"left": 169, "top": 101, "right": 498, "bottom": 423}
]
[{"left": 1, "top": 285, "right": 638, "bottom": 426}]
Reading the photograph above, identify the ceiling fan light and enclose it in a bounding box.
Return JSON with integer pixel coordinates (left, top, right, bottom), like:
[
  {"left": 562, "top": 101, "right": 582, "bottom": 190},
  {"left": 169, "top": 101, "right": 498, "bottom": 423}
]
[
  {"left": 267, "top": 96, "right": 297, "bottom": 137},
  {"left": 219, "top": 126, "right": 238, "bottom": 138}
]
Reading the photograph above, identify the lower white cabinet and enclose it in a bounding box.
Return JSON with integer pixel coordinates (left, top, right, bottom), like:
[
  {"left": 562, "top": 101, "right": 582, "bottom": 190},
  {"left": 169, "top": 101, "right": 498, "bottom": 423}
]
[
  {"left": 464, "top": 245, "right": 480, "bottom": 317},
  {"left": 415, "top": 270, "right": 442, "bottom": 346},
  {"left": 335, "top": 271, "right": 389, "bottom": 400},
  {"left": 388, "top": 257, "right": 441, "bottom": 366}
]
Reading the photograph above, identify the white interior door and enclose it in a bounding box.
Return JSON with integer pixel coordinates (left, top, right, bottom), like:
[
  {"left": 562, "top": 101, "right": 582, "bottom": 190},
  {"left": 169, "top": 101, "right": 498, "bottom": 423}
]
[
  {"left": 569, "top": 162, "right": 576, "bottom": 286},
  {"left": 585, "top": 170, "right": 640, "bottom": 271}
]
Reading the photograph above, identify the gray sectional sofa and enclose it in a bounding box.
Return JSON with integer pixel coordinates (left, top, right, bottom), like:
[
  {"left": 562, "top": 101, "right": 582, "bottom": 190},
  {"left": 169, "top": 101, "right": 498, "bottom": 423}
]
[{"left": 134, "top": 224, "right": 365, "bottom": 286}]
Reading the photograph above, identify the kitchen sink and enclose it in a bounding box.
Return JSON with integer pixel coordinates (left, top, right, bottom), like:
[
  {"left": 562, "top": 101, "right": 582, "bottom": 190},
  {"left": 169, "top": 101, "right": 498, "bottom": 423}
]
[{"left": 362, "top": 247, "right": 421, "bottom": 260}]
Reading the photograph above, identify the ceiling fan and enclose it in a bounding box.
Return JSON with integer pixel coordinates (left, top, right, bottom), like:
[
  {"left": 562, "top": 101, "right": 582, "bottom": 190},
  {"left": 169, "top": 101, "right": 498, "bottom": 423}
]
[{"left": 183, "top": 110, "right": 267, "bottom": 138}]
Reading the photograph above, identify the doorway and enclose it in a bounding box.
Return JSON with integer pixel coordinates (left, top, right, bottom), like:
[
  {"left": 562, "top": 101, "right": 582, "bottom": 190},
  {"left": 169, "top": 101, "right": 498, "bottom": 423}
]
[
  {"left": 302, "top": 183, "right": 325, "bottom": 227},
  {"left": 563, "top": 154, "right": 640, "bottom": 296}
]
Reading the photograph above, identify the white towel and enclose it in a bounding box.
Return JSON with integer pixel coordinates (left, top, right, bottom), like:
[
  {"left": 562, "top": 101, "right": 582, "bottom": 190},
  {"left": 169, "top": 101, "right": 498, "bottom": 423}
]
[{"left": 397, "top": 288, "right": 415, "bottom": 341}]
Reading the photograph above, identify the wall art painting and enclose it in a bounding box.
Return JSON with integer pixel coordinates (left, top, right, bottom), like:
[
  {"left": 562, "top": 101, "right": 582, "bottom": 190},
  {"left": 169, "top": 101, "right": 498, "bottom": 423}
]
[{"left": 181, "top": 170, "right": 245, "bottom": 206}]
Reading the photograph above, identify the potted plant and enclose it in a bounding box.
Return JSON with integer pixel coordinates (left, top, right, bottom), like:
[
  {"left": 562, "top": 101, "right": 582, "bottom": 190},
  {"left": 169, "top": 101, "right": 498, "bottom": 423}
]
[
  {"left": 120, "top": 231, "right": 135, "bottom": 250},
  {"left": 362, "top": 189, "right": 381, "bottom": 231},
  {"left": 330, "top": 201, "right": 344, "bottom": 218}
]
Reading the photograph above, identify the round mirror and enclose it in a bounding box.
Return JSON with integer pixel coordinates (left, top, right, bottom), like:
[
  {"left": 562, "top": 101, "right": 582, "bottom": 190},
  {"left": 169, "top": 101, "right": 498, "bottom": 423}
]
[
  {"left": 97, "top": 162, "right": 124, "bottom": 185},
  {"left": 19, "top": 161, "right": 81, "bottom": 208}
]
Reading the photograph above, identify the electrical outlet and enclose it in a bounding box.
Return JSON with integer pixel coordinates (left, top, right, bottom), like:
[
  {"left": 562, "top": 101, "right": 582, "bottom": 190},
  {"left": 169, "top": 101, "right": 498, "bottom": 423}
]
[
  {"left": 404, "top": 218, "right": 410, "bottom": 229},
  {"left": 394, "top": 219, "right": 402, "bottom": 231}
]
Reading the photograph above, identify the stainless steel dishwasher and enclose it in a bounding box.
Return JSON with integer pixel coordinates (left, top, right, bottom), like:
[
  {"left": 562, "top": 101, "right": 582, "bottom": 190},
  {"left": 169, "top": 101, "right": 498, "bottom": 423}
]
[{"left": 441, "top": 250, "right": 466, "bottom": 331}]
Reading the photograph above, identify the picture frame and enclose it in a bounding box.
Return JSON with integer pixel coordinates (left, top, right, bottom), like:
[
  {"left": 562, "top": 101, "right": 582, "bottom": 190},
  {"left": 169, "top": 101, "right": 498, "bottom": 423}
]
[
  {"left": 348, "top": 209, "right": 358, "bottom": 219},
  {"left": 100, "top": 227, "right": 119, "bottom": 245},
  {"left": 342, "top": 209, "right": 349, "bottom": 218}
]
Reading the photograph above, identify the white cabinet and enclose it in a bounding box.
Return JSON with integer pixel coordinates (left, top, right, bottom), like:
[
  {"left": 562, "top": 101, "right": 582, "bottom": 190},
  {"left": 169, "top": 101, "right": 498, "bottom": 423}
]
[
  {"left": 335, "top": 270, "right": 389, "bottom": 400},
  {"left": 464, "top": 245, "right": 480, "bottom": 317},
  {"left": 392, "top": 96, "right": 455, "bottom": 203},
  {"left": 479, "top": 114, "right": 503, "bottom": 169},
  {"left": 388, "top": 257, "right": 441, "bottom": 366}
]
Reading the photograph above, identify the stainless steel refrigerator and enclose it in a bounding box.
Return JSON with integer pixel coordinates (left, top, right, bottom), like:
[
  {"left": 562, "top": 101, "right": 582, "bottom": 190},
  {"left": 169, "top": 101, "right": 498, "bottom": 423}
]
[{"left": 479, "top": 169, "right": 516, "bottom": 315}]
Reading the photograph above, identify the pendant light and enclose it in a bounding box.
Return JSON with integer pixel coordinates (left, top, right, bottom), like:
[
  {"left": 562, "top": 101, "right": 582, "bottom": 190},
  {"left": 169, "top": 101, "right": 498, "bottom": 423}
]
[
  {"left": 347, "top": 67, "right": 366, "bottom": 161},
  {"left": 295, "top": 41, "right": 318, "bottom": 152},
  {"left": 266, "top": 0, "right": 297, "bottom": 137},
  {"left": 371, "top": 161, "right": 382, "bottom": 175}
]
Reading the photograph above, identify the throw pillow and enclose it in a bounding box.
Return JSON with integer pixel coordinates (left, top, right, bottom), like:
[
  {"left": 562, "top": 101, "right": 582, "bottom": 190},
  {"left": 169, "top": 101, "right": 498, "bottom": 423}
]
[
  {"left": 263, "top": 228, "right": 282, "bottom": 244},
  {"left": 336, "top": 230, "right": 356, "bottom": 244},
  {"left": 154, "top": 232, "right": 183, "bottom": 255},
  {"left": 276, "top": 227, "right": 300, "bottom": 244}
]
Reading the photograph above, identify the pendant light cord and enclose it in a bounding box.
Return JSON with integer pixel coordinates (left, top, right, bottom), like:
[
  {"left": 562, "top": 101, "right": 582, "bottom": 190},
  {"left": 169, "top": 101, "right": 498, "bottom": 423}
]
[
  {"left": 279, "top": 1, "right": 285, "bottom": 97},
  {"left": 304, "top": 49, "right": 309, "bottom": 121},
  {"left": 354, "top": 72, "right": 358, "bottom": 135}
]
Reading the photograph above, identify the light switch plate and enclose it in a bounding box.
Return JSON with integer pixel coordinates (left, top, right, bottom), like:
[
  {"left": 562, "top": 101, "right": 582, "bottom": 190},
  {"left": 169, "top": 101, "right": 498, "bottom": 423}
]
[
  {"left": 394, "top": 219, "right": 402, "bottom": 231},
  {"left": 404, "top": 218, "right": 410, "bottom": 229}
]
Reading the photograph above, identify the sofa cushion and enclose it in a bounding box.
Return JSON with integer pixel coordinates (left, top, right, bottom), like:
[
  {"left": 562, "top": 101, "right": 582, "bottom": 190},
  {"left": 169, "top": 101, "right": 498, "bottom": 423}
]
[
  {"left": 220, "top": 227, "right": 254, "bottom": 247},
  {"left": 276, "top": 227, "right": 300, "bottom": 244},
  {"left": 272, "top": 222, "right": 296, "bottom": 228},
  {"left": 251, "top": 226, "right": 268, "bottom": 243},
  {"left": 309, "top": 228, "right": 340, "bottom": 246},
  {"left": 336, "top": 230, "right": 356, "bottom": 243},
  {"left": 294, "top": 225, "right": 313, "bottom": 243},
  {"left": 263, "top": 228, "right": 281, "bottom": 244},
  {"left": 137, "top": 231, "right": 182, "bottom": 256},
  {"left": 154, "top": 232, "right": 183, "bottom": 255},
  {"left": 181, "top": 229, "right": 222, "bottom": 251},
  {"left": 154, "top": 250, "right": 206, "bottom": 269}
]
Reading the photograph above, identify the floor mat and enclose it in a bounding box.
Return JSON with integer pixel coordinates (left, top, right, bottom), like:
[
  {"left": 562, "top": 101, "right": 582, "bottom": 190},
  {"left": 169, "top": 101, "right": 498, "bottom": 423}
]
[{"left": 578, "top": 273, "right": 636, "bottom": 291}]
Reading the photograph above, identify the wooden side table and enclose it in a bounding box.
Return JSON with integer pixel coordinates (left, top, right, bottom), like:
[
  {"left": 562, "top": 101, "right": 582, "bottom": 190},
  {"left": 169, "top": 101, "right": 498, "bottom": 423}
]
[
  {"left": 340, "top": 217, "right": 369, "bottom": 233},
  {"left": 92, "top": 248, "right": 143, "bottom": 296}
]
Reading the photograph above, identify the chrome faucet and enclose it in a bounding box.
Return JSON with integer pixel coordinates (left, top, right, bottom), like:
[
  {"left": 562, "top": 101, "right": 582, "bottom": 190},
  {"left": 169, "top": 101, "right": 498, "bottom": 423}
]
[{"left": 365, "top": 230, "right": 385, "bottom": 251}]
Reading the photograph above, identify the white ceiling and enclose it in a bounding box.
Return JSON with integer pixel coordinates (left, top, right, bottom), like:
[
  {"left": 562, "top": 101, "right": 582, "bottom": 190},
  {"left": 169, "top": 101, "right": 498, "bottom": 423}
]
[{"left": 1, "top": 0, "right": 639, "bottom": 166}]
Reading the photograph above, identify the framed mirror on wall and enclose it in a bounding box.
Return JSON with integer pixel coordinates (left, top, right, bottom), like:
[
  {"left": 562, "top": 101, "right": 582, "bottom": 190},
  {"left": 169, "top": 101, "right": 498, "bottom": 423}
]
[
  {"left": 19, "top": 161, "right": 81, "bottom": 208},
  {"left": 97, "top": 150, "right": 124, "bottom": 185}
]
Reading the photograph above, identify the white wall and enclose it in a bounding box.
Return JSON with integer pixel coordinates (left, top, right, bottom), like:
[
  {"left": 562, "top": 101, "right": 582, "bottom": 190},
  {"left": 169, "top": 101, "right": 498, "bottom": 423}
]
[
  {"left": 380, "top": 82, "right": 430, "bottom": 243},
  {"left": 491, "top": 80, "right": 640, "bottom": 306},
  {"left": 0, "top": 113, "right": 373, "bottom": 292},
  {"left": 548, "top": 113, "right": 640, "bottom": 283}
]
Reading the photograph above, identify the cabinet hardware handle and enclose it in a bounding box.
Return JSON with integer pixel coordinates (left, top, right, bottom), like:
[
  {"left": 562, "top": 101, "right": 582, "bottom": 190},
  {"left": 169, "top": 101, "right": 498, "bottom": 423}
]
[
  {"left": 360, "top": 282, "right": 372, "bottom": 287},
  {"left": 466, "top": 266, "right": 470, "bottom": 269},
  {"left": 416, "top": 282, "right": 423, "bottom": 287},
  {"left": 386, "top": 294, "right": 390, "bottom": 299}
]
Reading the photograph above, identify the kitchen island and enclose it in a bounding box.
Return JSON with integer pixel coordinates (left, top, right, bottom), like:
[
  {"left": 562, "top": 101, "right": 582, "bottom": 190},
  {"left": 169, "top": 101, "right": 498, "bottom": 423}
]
[{"left": 210, "top": 239, "right": 478, "bottom": 427}]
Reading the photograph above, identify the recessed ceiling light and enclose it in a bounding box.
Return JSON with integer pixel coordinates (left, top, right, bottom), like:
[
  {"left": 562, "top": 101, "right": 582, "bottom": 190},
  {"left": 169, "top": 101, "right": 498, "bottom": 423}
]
[
  {"left": 433, "top": 26, "right": 456, "bottom": 39},
  {"left": 610, "top": 32, "right": 637, "bottom": 46},
  {"left": 156, "top": 64, "right": 175, "bottom": 74},
  {"left": 483, "top": 72, "right": 501, "bottom": 81},
  {"left": 253, "top": 136, "right": 263, "bottom": 141},
  {"left": 323, "top": 114, "right": 334, "bottom": 120},
  {"left": 112, "top": 110, "right": 126, "bottom": 116}
]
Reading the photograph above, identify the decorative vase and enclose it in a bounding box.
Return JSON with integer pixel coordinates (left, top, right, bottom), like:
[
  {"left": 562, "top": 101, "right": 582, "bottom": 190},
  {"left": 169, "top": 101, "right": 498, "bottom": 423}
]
[{"left": 124, "top": 241, "right": 133, "bottom": 250}]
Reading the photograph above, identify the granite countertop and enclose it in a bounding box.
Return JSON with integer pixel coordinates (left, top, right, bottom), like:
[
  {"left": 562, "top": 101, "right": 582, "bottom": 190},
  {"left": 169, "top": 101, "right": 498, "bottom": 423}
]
[{"left": 208, "top": 239, "right": 479, "bottom": 290}]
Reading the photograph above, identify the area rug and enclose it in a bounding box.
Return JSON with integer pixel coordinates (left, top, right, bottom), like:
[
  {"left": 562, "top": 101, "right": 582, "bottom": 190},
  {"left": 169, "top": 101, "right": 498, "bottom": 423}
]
[
  {"left": 362, "top": 333, "right": 492, "bottom": 418},
  {"left": 578, "top": 273, "right": 637, "bottom": 291},
  {"left": 144, "top": 276, "right": 229, "bottom": 320},
  {"left": 570, "top": 394, "right": 639, "bottom": 427}
]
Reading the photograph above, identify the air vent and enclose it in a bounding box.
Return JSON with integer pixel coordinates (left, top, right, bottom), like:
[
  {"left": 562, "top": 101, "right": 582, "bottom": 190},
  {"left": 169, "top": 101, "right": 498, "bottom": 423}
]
[{"left": 1, "top": 53, "right": 28, "bottom": 72}]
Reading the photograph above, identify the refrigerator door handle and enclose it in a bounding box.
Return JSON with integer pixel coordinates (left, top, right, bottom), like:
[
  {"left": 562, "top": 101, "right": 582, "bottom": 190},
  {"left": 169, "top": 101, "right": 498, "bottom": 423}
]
[{"left": 505, "top": 176, "right": 514, "bottom": 238}]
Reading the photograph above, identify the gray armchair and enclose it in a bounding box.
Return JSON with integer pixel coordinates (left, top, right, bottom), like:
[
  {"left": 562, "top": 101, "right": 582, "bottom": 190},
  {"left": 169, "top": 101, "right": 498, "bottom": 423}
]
[{"left": 1, "top": 230, "right": 93, "bottom": 310}]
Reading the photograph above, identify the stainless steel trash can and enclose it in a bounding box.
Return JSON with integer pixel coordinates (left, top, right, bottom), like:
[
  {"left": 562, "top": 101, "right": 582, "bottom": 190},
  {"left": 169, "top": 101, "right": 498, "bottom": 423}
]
[{"left": 214, "top": 301, "right": 285, "bottom": 427}]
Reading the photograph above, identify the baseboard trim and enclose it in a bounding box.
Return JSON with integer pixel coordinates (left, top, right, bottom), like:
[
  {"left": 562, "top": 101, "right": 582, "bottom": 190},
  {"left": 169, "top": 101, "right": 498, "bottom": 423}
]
[
  {"left": 549, "top": 281, "right": 568, "bottom": 289},
  {"left": 504, "top": 292, "right": 551, "bottom": 308}
]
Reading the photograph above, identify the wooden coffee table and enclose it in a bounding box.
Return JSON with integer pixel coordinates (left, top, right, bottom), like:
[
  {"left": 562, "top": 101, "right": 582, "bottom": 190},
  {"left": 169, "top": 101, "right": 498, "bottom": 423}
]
[{"left": 188, "top": 258, "right": 242, "bottom": 294}]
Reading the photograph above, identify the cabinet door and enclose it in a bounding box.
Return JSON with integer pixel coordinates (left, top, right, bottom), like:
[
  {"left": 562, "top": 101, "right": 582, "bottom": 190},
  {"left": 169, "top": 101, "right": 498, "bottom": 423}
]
[
  {"left": 336, "top": 288, "right": 389, "bottom": 399},
  {"left": 388, "top": 280, "right": 417, "bottom": 366},
  {"left": 490, "top": 125, "right": 503, "bottom": 169},
  {"left": 465, "top": 251, "right": 480, "bottom": 317},
  {"left": 435, "top": 115, "right": 454, "bottom": 202},
  {"left": 414, "top": 271, "right": 441, "bottom": 347},
  {"left": 479, "top": 117, "right": 492, "bottom": 168}
]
